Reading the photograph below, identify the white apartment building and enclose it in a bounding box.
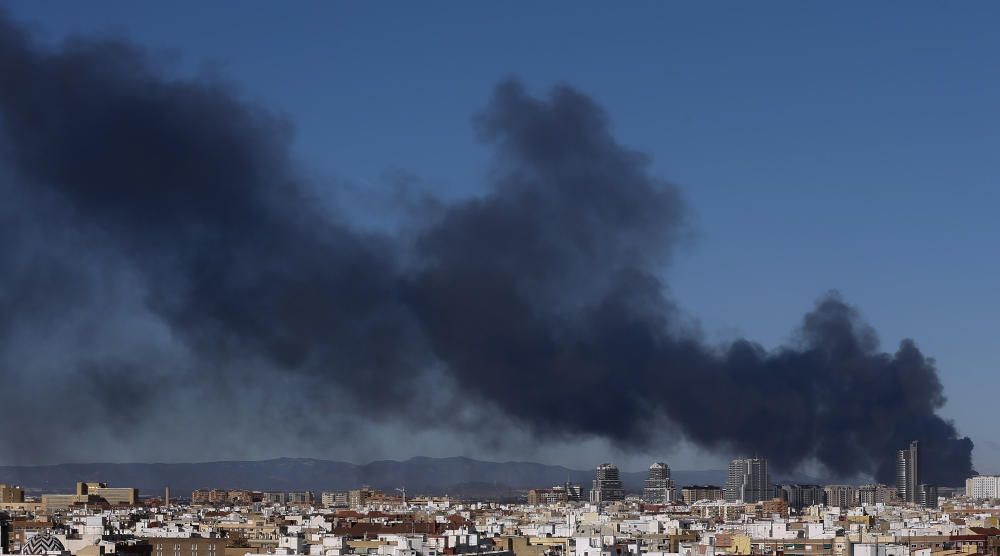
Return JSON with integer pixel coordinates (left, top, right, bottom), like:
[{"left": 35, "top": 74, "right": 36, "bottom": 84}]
[{"left": 965, "top": 475, "right": 1000, "bottom": 499}]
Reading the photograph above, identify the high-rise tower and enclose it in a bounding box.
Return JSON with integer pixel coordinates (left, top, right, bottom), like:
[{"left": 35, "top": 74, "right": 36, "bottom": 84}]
[
  {"left": 726, "top": 457, "right": 771, "bottom": 502},
  {"left": 590, "top": 463, "right": 625, "bottom": 503},
  {"left": 896, "top": 441, "right": 920, "bottom": 504},
  {"left": 642, "top": 462, "right": 675, "bottom": 503}
]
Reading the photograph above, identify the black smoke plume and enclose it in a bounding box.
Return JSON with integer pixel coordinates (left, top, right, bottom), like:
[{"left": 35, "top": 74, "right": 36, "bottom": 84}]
[{"left": 0, "top": 12, "right": 973, "bottom": 484}]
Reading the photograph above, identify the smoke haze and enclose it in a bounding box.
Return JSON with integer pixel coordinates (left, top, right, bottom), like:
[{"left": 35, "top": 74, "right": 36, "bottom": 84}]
[{"left": 0, "top": 11, "right": 973, "bottom": 485}]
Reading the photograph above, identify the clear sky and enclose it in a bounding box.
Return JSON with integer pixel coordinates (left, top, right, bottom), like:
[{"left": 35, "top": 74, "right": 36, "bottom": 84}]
[{"left": 4, "top": 1, "right": 997, "bottom": 472}]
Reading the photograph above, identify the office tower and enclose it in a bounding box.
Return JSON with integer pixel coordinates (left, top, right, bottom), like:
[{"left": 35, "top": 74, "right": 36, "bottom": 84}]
[
  {"left": 726, "top": 457, "right": 771, "bottom": 502},
  {"left": 642, "top": 462, "right": 675, "bottom": 504},
  {"left": 590, "top": 463, "right": 625, "bottom": 503},
  {"left": 896, "top": 441, "right": 920, "bottom": 503}
]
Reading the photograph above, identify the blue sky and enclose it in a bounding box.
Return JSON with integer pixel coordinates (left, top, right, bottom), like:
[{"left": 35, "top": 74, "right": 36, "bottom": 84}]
[{"left": 5, "top": 1, "right": 997, "bottom": 472}]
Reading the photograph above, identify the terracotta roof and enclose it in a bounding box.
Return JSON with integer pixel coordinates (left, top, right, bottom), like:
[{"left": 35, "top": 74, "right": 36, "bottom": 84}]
[{"left": 334, "top": 511, "right": 364, "bottom": 518}]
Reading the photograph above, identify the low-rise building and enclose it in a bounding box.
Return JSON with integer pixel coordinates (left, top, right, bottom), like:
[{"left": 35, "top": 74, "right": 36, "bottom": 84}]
[{"left": 0, "top": 484, "right": 24, "bottom": 504}]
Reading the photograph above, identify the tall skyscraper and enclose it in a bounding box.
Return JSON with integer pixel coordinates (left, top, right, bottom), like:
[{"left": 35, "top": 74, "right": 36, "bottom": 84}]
[
  {"left": 590, "top": 463, "right": 625, "bottom": 503},
  {"left": 896, "top": 441, "right": 920, "bottom": 504},
  {"left": 726, "top": 457, "right": 771, "bottom": 502},
  {"left": 642, "top": 462, "right": 675, "bottom": 503}
]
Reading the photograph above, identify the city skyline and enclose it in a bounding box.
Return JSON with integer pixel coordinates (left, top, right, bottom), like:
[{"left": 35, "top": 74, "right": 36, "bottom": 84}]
[
  {"left": 0, "top": 447, "right": 976, "bottom": 494},
  {"left": 6, "top": 464, "right": 1000, "bottom": 556},
  {"left": 0, "top": 3, "right": 995, "bottom": 479},
  {"left": 2, "top": 455, "right": 992, "bottom": 506}
]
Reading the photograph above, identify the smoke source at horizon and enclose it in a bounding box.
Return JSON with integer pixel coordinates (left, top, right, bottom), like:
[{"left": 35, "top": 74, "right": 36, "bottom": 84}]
[{"left": 0, "top": 11, "right": 974, "bottom": 485}]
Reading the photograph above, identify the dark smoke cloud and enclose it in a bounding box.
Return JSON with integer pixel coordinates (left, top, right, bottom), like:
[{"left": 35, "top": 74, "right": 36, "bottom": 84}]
[{"left": 0, "top": 12, "right": 973, "bottom": 484}]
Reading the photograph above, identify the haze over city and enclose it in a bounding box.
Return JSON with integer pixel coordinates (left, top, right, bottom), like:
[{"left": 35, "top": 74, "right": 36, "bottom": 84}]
[
  {"left": 5, "top": 7, "right": 1000, "bottom": 556},
  {"left": 0, "top": 1, "right": 997, "bottom": 486}
]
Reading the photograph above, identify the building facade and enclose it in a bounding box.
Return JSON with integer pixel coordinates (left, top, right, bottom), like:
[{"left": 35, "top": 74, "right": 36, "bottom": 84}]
[
  {"left": 150, "top": 537, "right": 223, "bottom": 556},
  {"left": 262, "top": 492, "right": 287, "bottom": 505},
  {"left": 779, "top": 484, "right": 825, "bottom": 510},
  {"left": 590, "top": 463, "right": 624, "bottom": 503},
  {"left": 527, "top": 488, "right": 565, "bottom": 505},
  {"left": 348, "top": 487, "right": 383, "bottom": 507},
  {"left": 563, "top": 482, "right": 583, "bottom": 501},
  {"left": 0, "top": 485, "right": 24, "bottom": 504},
  {"left": 321, "top": 491, "right": 348, "bottom": 507},
  {"left": 681, "top": 485, "right": 724, "bottom": 504},
  {"left": 966, "top": 475, "right": 1000, "bottom": 500},
  {"left": 286, "top": 491, "right": 313, "bottom": 505},
  {"left": 823, "top": 485, "right": 858, "bottom": 508},
  {"left": 726, "top": 458, "right": 771, "bottom": 503},
  {"left": 896, "top": 440, "right": 920, "bottom": 504},
  {"left": 73, "top": 483, "right": 139, "bottom": 506},
  {"left": 857, "top": 484, "right": 896, "bottom": 505},
  {"left": 642, "top": 462, "right": 675, "bottom": 504},
  {"left": 919, "top": 484, "right": 939, "bottom": 508}
]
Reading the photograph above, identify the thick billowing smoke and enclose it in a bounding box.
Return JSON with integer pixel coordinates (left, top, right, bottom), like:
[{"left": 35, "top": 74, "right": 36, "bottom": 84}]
[{"left": 0, "top": 12, "right": 973, "bottom": 484}]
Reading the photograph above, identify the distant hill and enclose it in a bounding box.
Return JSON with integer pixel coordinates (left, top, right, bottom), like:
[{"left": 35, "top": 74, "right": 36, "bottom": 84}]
[{"left": 0, "top": 456, "right": 817, "bottom": 499}]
